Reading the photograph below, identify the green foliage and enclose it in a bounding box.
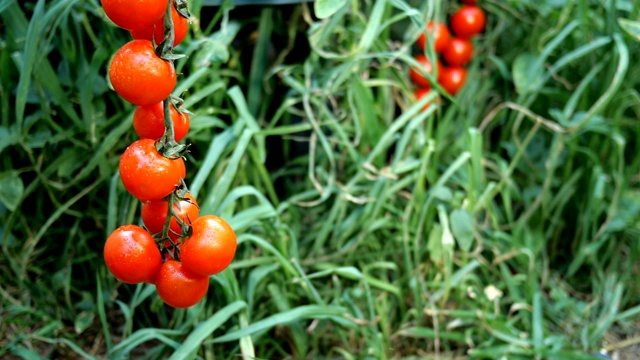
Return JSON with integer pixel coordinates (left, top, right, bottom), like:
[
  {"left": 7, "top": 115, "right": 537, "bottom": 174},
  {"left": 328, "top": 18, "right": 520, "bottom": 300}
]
[{"left": 1, "top": 0, "right": 639, "bottom": 358}]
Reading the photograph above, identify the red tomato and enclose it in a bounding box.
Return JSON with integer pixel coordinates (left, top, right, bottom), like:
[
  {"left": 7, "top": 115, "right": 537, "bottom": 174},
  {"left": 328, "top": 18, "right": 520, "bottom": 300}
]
[
  {"left": 409, "top": 55, "right": 442, "bottom": 89},
  {"left": 133, "top": 102, "right": 190, "bottom": 142},
  {"left": 461, "top": 0, "right": 476, "bottom": 3},
  {"left": 450, "top": 5, "right": 486, "bottom": 39},
  {"left": 102, "top": 0, "right": 166, "bottom": 31},
  {"left": 130, "top": 5, "right": 189, "bottom": 47},
  {"left": 438, "top": 67, "right": 467, "bottom": 95},
  {"left": 155, "top": 260, "right": 209, "bottom": 308},
  {"left": 119, "top": 139, "right": 186, "bottom": 201},
  {"left": 443, "top": 38, "right": 473, "bottom": 66},
  {"left": 142, "top": 193, "right": 199, "bottom": 240},
  {"left": 104, "top": 225, "right": 161, "bottom": 284},
  {"left": 109, "top": 40, "right": 176, "bottom": 106},
  {"left": 414, "top": 88, "right": 439, "bottom": 111},
  {"left": 416, "top": 22, "right": 451, "bottom": 53},
  {"left": 180, "top": 215, "right": 237, "bottom": 277}
]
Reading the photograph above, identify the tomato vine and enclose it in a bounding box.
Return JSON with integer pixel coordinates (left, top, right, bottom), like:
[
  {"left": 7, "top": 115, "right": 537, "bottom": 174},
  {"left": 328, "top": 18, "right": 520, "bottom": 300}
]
[
  {"left": 102, "top": 0, "right": 237, "bottom": 309},
  {"left": 410, "top": 1, "right": 486, "bottom": 106}
]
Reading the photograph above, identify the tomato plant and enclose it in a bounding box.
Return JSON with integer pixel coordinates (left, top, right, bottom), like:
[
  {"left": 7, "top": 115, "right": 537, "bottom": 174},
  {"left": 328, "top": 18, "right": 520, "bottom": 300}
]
[
  {"left": 102, "top": 0, "right": 166, "bottom": 30},
  {"left": 438, "top": 67, "right": 467, "bottom": 95},
  {"left": 180, "top": 215, "right": 237, "bottom": 277},
  {"left": 409, "top": 54, "right": 442, "bottom": 89},
  {"left": 103, "top": 0, "right": 237, "bottom": 309},
  {"left": 450, "top": 5, "right": 486, "bottom": 39},
  {"left": 104, "top": 225, "right": 162, "bottom": 284},
  {"left": 155, "top": 260, "right": 209, "bottom": 308},
  {"left": 443, "top": 37, "right": 473, "bottom": 66},
  {"left": 108, "top": 40, "right": 177, "bottom": 106},
  {"left": 142, "top": 193, "right": 199, "bottom": 239},
  {"left": 417, "top": 22, "right": 451, "bottom": 53},
  {"left": 130, "top": 4, "right": 189, "bottom": 47},
  {"left": 133, "top": 102, "right": 190, "bottom": 142},
  {"left": 119, "top": 139, "right": 186, "bottom": 201}
]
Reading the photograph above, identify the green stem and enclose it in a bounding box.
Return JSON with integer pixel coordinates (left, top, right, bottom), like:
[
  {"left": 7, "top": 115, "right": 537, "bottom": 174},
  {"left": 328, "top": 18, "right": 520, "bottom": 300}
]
[
  {"left": 156, "top": 191, "right": 184, "bottom": 261},
  {"left": 163, "top": 99, "right": 177, "bottom": 144},
  {"left": 162, "top": 0, "right": 177, "bottom": 144}
]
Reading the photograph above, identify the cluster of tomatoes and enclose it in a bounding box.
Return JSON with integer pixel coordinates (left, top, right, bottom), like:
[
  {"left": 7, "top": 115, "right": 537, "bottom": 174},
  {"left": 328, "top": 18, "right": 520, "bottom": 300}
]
[
  {"left": 101, "top": 0, "right": 237, "bottom": 308},
  {"left": 410, "top": 0, "right": 486, "bottom": 107}
]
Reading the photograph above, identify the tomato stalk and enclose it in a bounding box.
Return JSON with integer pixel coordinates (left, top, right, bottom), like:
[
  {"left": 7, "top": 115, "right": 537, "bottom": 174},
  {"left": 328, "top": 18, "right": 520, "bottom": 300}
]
[
  {"left": 161, "top": 0, "right": 176, "bottom": 146},
  {"left": 162, "top": 100, "right": 177, "bottom": 145},
  {"left": 153, "top": 181, "right": 196, "bottom": 261},
  {"left": 152, "top": 0, "right": 193, "bottom": 259},
  {"left": 153, "top": 0, "right": 189, "bottom": 159},
  {"left": 156, "top": 0, "right": 176, "bottom": 59}
]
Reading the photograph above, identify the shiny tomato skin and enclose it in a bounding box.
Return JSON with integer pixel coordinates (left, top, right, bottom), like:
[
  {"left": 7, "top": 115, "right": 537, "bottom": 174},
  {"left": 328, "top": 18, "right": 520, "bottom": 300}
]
[
  {"left": 155, "top": 260, "right": 209, "bottom": 308},
  {"left": 102, "top": 0, "right": 166, "bottom": 31},
  {"left": 438, "top": 67, "right": 467, "bottom": 95},
  {"left": 104, "top": 225, "right": 161, "bottom": 284},
  {"left": 409, "top": 55, "right": 442, "bottom": 89},
  {"left": 142, "top": 193, "right": 199, "bottom": 240},
  {"left": 443, "top": 37, "right": 473, "bottom": 66},
  {"left": 130, "top": 5, "right": 189, "bottom": 47},
  {"left": 109, "top": 40, "right": 176, "bottom": 106},
  {"left": 119, "top": 139, "right": 186, "bottom": 202},
  {"left": 450, "top": 5, "right": 486, "bottom": 39},
  {"left": 133, "top": 102, "right": 190, "bottom": 142},
  {"left": 180, "top": 215, "right": 237, "bottom": 277},
  {"left": 416, "top": 22, "right": 451, "bottom": 53}
]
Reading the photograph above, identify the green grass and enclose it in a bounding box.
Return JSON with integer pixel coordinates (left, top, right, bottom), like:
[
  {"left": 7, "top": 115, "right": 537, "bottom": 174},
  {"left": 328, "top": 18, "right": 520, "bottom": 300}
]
[{"left": 1, "top": 0, "right": 640, "bottom": 358}]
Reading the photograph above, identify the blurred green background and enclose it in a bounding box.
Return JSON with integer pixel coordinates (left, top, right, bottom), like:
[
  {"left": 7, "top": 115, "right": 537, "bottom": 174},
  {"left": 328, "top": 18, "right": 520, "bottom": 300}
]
[{"left": 1, "top": 0, "right": 640, "bottom": 358}]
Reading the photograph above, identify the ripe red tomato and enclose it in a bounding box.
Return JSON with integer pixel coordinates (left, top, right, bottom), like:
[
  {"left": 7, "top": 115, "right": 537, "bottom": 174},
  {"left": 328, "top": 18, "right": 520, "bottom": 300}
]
[
  {"left": 409, "top": 55, "right": 442, "bottom": 89},
  {"left": 109, "top": 40, "right": 176, "bottom": 106},
  {"left": 155, "top": 260, "right": 209, "bottom": 308},
  {"left": 442, "top": 38, "right": 473, "bottom": 66},
  {"left": 102, "top": 0, "right": 166, "bottom": 31},
  {"left": 438, "top": 67, "right": 467, "bottom": 95},
  {"left": 104, "top": 225, "right": 161, "bottom": 284},
  {"left": 119, "top": 139, "right": 186, "bottom": 201},
  {"left": 461, "top": 0, "right": 476, "bottom": 3},
  {"left": 130, "top": 5, "right": 189, "bottom": 47},
  {"left": 142, "top": 193, "right": 199, "bottom": 240},
  {"left": 133, "top": 102, "right": 190, "bottom": 142},
  {"left": 450, "top": 5, "right": 486, "bottom": 39},
  {"left": 416, "top": 22, "right": 451, "bottom": 53},
  {"left": 180, "top": 215, "right": 237, "bottom": 277}
]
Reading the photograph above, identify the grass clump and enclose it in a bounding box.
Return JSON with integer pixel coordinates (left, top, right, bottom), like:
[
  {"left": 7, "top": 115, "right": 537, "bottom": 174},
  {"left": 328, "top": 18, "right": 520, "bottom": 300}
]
[{"left": 1, "top": 0, "right": 639, "bottom": 358}]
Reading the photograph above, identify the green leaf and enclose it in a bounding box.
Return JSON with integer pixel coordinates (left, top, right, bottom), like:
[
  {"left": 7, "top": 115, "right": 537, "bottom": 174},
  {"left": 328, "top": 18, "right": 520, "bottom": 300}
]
[
  {"left": 24, "top": 129, "right": 51, "bottom": 148},
  {"left": 168, "top": 301, "right": 246, "bottom": 360},
  {"left": 618, "top": 18, "right": 640, "bottom": 42},
  {"left": 10, "top": 346, "right": 47, "bottom": 360},
  {"left": 0, "top": 126, "right": 19, "bottom": 154},
  {"left": 314, "top": 0, "right": 348, "bottom": 19},
  {"left": 512, "top": 53, "right": 541, "bottom": 94},
  {"left": 74, "top": 311, "right": 95, "bottom": 335},
  {"left": 212, "top": 305, "right": 352, "bottom": 343},
  {"left": 427, "top": 224, "right": 443, "bottom": 263},
  {"left": 193, "top": 39, "right": 229, "bottom": 67},
  {"left": 0, "top": 172, "right": 24, "bottom": 211},
  {"left": 15, "top": 0, "right": 46, "bottom": 130},
  {"left": 450, "top": 209, "right": 474, "bottom": 252}
]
